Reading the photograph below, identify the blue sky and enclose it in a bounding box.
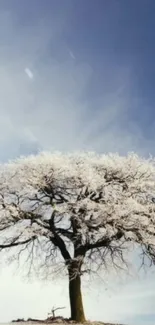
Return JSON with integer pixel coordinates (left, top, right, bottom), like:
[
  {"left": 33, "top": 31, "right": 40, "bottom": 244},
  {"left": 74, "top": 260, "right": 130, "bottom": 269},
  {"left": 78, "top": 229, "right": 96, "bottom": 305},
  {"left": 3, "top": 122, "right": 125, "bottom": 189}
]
[{"left": 0, "top": 1, "right": 155, "bottom": 324}]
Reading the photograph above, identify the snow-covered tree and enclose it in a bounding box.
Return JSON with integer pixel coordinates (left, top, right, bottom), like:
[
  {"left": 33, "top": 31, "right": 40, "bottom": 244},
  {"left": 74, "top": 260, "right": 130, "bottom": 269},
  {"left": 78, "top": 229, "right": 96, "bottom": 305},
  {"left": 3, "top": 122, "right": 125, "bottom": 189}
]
[{"left": 0, "top": 151, "right": 155, "bottom": 322}]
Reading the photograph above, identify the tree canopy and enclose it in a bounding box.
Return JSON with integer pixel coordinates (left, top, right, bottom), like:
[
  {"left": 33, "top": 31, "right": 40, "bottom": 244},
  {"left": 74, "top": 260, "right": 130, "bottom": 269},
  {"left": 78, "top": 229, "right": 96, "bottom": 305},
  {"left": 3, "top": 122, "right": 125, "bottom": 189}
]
[{"left": 0, "top": 151, "right": 155, "bottom": 322}]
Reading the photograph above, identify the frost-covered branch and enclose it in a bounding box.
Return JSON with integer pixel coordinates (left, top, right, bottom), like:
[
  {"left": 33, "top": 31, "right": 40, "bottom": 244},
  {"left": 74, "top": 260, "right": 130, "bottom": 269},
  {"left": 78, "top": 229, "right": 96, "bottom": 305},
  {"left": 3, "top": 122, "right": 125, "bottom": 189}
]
[{"left": 0, "top": 236, "right": 35, "bottom": 249}]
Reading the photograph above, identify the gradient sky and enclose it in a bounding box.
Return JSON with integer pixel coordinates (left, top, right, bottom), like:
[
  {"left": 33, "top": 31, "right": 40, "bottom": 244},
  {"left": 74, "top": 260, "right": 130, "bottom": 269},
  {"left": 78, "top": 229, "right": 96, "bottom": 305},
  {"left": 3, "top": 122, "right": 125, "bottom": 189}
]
[{"left": 0, "top": 1, "right": 155, "bottom": 324}]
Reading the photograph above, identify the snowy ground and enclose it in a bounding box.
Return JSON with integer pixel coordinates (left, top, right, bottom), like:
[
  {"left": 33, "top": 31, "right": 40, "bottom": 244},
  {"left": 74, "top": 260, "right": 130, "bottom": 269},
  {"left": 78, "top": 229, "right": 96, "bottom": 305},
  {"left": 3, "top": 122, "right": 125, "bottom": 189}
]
[
  {"left": 0, "top": 322, "right": 111, "bottom": 325},
  {"left": 0, "top": 322, "right": 124, "bottom": 325}
]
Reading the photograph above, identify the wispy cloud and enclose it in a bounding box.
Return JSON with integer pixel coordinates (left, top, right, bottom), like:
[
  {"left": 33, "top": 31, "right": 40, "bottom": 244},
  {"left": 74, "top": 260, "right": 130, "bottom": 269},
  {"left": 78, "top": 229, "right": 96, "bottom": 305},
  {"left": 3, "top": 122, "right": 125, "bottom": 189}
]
[
  {"left": 25, "top": 68, "right": 34, "bottom": 79},
  {"left": 68, "top": 49, "right": 76, "bottom": 59}
]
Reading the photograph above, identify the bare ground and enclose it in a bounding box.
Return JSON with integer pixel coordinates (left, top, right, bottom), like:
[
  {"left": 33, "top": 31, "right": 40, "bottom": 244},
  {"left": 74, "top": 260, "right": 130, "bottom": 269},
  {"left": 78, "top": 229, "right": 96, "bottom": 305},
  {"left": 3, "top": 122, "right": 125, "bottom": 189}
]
[
  {"left": 10, "top": 323, "right": 125, "bottom": 325},
  {"left": 10, "top": 316, "right": 125, "bottom": 325}
]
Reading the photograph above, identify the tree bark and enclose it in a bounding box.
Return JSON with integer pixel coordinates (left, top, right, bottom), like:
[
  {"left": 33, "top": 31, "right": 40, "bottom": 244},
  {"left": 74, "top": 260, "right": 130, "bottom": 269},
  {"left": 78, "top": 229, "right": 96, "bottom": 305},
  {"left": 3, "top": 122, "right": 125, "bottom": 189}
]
[{"left": 68, "top": 262, "right": 86, "bottom": 323}]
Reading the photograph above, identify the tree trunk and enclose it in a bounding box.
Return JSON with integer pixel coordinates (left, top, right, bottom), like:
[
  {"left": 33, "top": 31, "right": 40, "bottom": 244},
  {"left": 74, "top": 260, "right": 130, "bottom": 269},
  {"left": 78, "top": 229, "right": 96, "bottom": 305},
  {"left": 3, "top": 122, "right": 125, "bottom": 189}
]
[{"left": 68, "top": 262, "right": 86, "bottom": 323}]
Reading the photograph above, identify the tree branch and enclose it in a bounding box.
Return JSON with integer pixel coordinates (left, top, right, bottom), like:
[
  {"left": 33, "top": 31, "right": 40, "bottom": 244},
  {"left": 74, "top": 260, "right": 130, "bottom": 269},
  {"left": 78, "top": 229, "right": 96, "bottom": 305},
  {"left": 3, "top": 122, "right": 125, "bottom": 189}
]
[
  {"left": 0, "top": 236, "right": 36, "bottom": 249},
  {"left": 49, "top": 211, "right": 71, "bottom": 263},
  {"left": 85, "top": 229, "right": 124, "bottom": 251}
]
